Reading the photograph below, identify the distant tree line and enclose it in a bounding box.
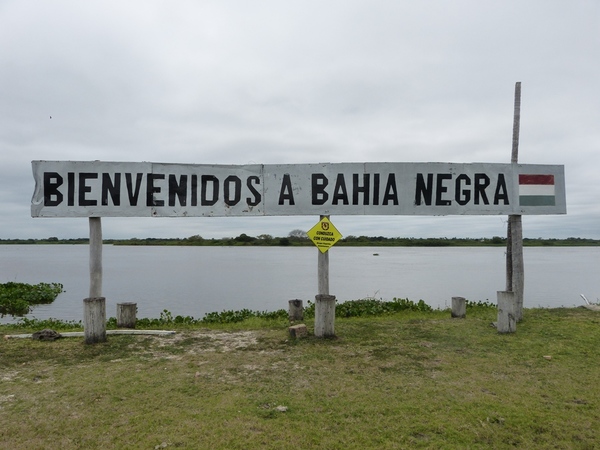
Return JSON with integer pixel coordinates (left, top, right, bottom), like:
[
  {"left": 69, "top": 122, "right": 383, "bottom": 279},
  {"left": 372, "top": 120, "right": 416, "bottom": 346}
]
[{"left": 1, "top": 235, "right": 600, "bottom": 247}]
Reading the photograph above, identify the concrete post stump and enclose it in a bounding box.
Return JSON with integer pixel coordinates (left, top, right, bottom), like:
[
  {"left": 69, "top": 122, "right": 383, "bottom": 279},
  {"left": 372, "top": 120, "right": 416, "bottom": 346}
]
[
  {"left": 117, "top": 302, "right": 137, "bottom": 328},
  {"left": 288, "top": 299, "right": 304, "bottom": 321},
  {"left": 314, "top": 294, "right": 336, "bottom": 338},
  {"left": 84, "top": 297, "right": 107, "bottom": 344},
  {"left": 497, "top": 291, "right": 516, "bottom": 334},
  {"left": 451, "top": 296, "right": 466, "bottom": 318}
]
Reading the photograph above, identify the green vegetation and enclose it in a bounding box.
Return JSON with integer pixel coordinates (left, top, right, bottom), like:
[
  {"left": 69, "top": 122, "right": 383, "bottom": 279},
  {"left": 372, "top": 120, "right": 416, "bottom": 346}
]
[
  {"left": 1, "top": 305, "right": 598, "bottom": 449},
  {"left": 325, "top": 297, "right": 434, "bottom": 318},
  {"left": 0, "top": 282, "right": 63, "bottom": 317},
  {"left": 0, "top": 298, "right": 479, "bottom": 330},
  {"left": 3, "top": 316, "right": 82, "bottom": 331},
  {"left": 188, "top": 298, "right": 437, "bottom": 325},
  {"left": 2, "top": 235, "right": 600, "bottom": 247}
]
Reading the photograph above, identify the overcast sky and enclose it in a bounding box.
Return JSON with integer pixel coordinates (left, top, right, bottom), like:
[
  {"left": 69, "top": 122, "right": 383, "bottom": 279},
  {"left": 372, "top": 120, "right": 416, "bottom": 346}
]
[{"left": 1, "top": 0, "right": 598, "bottom": 240}]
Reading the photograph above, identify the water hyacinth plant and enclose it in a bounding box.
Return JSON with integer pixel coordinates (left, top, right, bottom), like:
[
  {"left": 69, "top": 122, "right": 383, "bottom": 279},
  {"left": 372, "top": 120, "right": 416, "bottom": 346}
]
[{"left": 0, "top": 282, "right": 63, "bottom": 317}]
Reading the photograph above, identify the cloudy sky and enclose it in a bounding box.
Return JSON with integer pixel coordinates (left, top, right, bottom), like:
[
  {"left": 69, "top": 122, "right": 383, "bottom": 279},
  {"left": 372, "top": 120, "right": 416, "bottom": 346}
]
[{"left": 2, "top": 0, "right": 598, "bottom": 240}]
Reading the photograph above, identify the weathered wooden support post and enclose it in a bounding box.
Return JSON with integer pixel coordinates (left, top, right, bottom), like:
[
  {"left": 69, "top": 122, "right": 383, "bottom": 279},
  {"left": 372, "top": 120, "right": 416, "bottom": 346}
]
[
  {"left": 497, "top": 291, "right": 516, "bottom": 334},
  {"left": 451, "top": 296, "right": 466, "bottom": 318},
  {"left": 314, "top": 294, "right": 336, "bottom": 337},
  {"left": 117, "top": 302, "right": 137, "bottom": 328},
  {"left": 315, "top": 215, "right": 335, "bottom": 337},
  {"left": 84, "top": 297, "right": 107, "bottom": 343},
  {"left": 507, "top": 81, "right": 525, "bottom": 322},
  {"left": 509, "top": 216, "right": 524, "bottom": 321},
  {"left": 288, "top": 299, "right": 304, "bottom": 321},
  {"left": 318, "top": 250, "right": 329, "bottom": 295},
  {"left": 85, "top": 217, "right": 106, "bottom": 344},
  {"left": 318, "top": 216, "right": 330, "bottom": 296},
  {"left": 89, "top": 217, "right": 103, "bottom": 298}
]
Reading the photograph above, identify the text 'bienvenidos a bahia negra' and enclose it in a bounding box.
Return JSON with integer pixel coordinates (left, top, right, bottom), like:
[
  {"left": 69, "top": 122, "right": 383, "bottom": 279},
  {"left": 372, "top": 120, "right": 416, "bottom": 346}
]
[{"left": 31, "top": 161, "right": 566, "bottom": 217}]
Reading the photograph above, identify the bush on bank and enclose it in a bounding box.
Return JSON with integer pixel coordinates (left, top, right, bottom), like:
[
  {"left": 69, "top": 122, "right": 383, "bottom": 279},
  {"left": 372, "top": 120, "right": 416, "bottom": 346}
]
[
  {"left": 0, "top": 282, "right": 63, "bottom": 317},
  {"left": 0, "top": 297, "right": 496, "bottom": 331}
]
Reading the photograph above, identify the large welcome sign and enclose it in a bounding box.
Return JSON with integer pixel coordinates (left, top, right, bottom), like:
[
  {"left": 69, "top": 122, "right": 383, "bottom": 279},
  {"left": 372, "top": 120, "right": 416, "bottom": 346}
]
[{"left": 31, "top": 161, "right": 566, "bottom": 217}]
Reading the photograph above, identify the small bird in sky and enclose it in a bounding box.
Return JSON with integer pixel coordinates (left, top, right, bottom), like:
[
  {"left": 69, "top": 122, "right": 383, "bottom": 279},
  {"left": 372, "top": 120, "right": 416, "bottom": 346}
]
[{"left": 50, "top": 116, "right": 52, "bottom": 119}]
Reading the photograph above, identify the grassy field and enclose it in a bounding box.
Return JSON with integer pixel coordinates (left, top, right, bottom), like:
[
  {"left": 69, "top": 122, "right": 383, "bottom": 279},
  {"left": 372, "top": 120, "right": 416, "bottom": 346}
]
[{"left": 1, "top": 307, "right": 599, "bottom": 449}]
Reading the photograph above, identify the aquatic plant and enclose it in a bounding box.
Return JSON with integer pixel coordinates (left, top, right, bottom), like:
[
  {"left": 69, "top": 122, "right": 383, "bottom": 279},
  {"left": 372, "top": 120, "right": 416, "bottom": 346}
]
[{"left": 0, "top": 282, "right": 63, "bottom": 317}]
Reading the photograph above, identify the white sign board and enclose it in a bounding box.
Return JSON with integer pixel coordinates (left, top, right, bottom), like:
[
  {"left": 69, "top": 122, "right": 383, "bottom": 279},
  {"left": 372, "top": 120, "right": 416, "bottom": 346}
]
[{"left": 31, "top": 161, "right": 566, "bottom": 218}]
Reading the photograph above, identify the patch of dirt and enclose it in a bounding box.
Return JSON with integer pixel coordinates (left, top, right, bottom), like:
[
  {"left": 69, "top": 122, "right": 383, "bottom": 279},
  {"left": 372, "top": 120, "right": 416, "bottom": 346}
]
[
  {"left": 0, "top": 394, "right": 16, "bottom": 404},
  {"left": 149, "top": 330, "right": 260, "bottom": 359},
  {"left": 200, "top": 330, "right": 259, "bottom": 351},
  {"left": 0, "top": 371, "right": 20, "bottom": 382}
]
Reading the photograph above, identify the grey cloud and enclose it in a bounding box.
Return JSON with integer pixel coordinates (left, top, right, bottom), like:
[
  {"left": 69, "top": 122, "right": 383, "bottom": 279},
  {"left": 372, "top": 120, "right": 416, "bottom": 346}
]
[{"left": 1, "top": 0, "right": 598, "bottom": 239}]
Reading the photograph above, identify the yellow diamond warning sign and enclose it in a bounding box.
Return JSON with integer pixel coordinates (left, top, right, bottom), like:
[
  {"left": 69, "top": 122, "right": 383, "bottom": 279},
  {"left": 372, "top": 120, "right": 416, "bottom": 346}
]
[{"left": 307, "top": 217, "right": 342, "bottom": 253}]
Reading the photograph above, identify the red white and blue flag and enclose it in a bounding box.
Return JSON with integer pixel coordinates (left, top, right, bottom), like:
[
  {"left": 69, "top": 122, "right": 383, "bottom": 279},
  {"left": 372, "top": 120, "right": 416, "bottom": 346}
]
[{"left": 519, "top": 174, "right": 555, "bottom": 206}]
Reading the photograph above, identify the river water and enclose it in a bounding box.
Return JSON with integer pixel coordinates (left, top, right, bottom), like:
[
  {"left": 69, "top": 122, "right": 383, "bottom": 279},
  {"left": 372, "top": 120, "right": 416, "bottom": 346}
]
[{"left": 1, "top": 245, "right": 598, "bottom": 323}]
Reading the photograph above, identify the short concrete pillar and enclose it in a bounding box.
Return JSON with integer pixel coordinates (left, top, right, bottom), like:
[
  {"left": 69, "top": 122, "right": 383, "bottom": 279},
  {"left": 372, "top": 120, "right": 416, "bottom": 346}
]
[
  {"left": 288, "top": 299, "right": 304, "bottom": 321},
  {"left": 314, "top": 294, "right": 336, "bottom": 338},
  {"left": 497, "top": 291, "right": 516, "bottom": 334},
  {"left": 451, "top": 296, "right": 466, "bottom": 318},
  {"left": 117, "top": 302, "right": 137, "bottom": 328},
  {"left": 84, "top": 297, "right": 107, "bottom": 344}
]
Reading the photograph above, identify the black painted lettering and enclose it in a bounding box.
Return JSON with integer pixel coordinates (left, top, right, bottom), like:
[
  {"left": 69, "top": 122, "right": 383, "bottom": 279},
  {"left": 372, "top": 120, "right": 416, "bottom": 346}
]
[
  {"left": 353, "top": 174, "right": 370, "bottom": 205},
  {"left": 43, "top": 172, "right": 63, "bottom": 206},
  {"left": 435, "top": 173, "right": 452, "bottom": 206},
  {"left": 125, "top": 173, "right": 143, "bottom": 206},
  {"left": 201, "top": 175, "right": 219, "bottom": 206},
  {"left": 373, "top": 173, "right": 380, "bottom": 205},
  {"left": 146, "top": 174, "right": 165, "bottom": 207},
  {"left": 278, "top": 174, "right": 295, "bottom": 205},
  {"left": 224, "top": 175, "right": 241, "bottom": 206},
  {"left": 168, "top": 174, "right": 187, "bottom": 207},
  {"left": 493, "top": 174, "right": 509, "bottom": 205},
  {"left": 414, "top": 173, "right": 433, "bottom": 205},
  {"left": 191, "top": 175, "right": 198, "bottom": 206},
  {"left": 79, "top": 173, "right": 97, "bottom": 206},
  {"left": 382, "top": 174, "right": 399, "bottom": 205},
  {"left": 311, "top": 173, "right": 328, "bottom": 205},
  {"left": 246, "top": 176, "right": 261, "bottom": 206},
  {"left": 474, "top": 173, "right": 490, "bottom": 205},
  {"left": 332, "top": 174, "right": 349, "bottom": 205},
  {"left": 101, "top": 173, "right": 121, "bottom": 206},
  {"left": 67, "top": 172, "right": 75, "bottom": 206},
  {"left": 455, "top": 174, "right": 471, "bottom": 206}
]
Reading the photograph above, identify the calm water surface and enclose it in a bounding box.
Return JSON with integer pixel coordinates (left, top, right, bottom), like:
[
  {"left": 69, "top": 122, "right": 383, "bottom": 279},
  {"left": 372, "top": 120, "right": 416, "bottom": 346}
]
[{"left": 1, "top": 245, "right": 598, "bottom": 323}]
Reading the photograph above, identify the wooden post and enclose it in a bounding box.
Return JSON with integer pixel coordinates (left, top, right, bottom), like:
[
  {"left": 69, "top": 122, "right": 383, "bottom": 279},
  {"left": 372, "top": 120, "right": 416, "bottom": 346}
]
[
  {"left": 86, "top": 217, "right": 106, "bottom": 343},
  {"left": 506, "top": 82, "right": 525, "bottom": 322},
  {"left": 315, "top": 215, "right": 335, "bottom": 337},
  {"left": 84, "top": 297, "right": 107, "bottom": 343},
  {"left": 288, "top": 299, "right": 304, "bottom": 321},
  {"left": 318, "top": 215, "right": 330, "bottom": 295},
  {"left": 314, "top": 294, "right": 336, "bottom": 337},
  {"left": 497, "top": 291, "right": 516, "bottom": 333},
  {"left": 89, "top": 217, "right": 103, "bottom": 298},
  {"left": 117, "top": 302, "right": 137, "bottom": 328},
  {"left": 451, "top": 296, "right": 466, "bottom": 318},
  {"left": 510, "top": 216, "right": 524, "bottom": 321},
  {"left": 511, "top": 82, "right": 522, "bottom": 164}
]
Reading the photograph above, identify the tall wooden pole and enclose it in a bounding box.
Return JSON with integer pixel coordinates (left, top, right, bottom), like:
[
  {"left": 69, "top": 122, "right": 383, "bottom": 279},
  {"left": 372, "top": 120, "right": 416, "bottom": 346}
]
[
  {"left": 85, "top": 217, "right": 106, "bottom": 343},
  {"left": 89, "top": 217, "right": 103, "bottom": 297},
  {"left": 318, "top": 215, "right": 329, "bottom": 295},
  {"left": 506, "top": 82, "right": 525, "bottom": 321},
  {"left": 315, "top": 215, "right": 335, "bottom": 337}
]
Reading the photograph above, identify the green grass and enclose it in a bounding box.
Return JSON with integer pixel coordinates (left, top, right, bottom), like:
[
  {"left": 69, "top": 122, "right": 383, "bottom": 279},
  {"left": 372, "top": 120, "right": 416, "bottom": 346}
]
[{"left": 1, "top": 307, "right": 599, "bottom": 449}]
